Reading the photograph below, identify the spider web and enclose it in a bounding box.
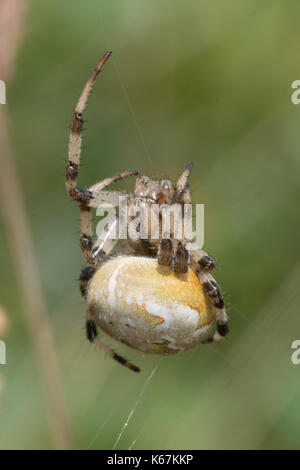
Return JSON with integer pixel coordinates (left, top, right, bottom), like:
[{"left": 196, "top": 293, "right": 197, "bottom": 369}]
[{"left": 86, "top": 358, "right": 161, "bottom": 450}]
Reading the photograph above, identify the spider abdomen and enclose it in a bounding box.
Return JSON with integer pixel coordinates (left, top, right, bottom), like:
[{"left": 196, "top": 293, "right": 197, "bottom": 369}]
[{"left": 87, "top": 256, "right": 214, "bottom": 354}]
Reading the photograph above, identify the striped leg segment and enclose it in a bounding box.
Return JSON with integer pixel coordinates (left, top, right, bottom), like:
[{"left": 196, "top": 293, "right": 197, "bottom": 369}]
[
  {"left": 79, "top": 266, "right": 96, "bottom": 298},
  {"left": 197, "top": 252, "right": 216, "bottom": 271},
  {"left": 157, "top": 238, "right": 190, "bottom": 274},
  {"left": 80, "top": 203, "right": 94, "bottom": 264},
  {"left": 65, "top": 50, "right": 139, "bottom": 206},
  {"left": 85, "top": 170, "right": 139, "bottom": 208},
  {"left": 66, "top": 52, "right": 140, "bottom": 266},
  {"left": 92, "top": 217, "right": 119, "bottom": 263},
  {"left": 80, "top": 204, "right": 119, "bottom": 266},
  {"left": 197, "top": 272, "right": 229, "bottom": 344},
  {"left": 79, "top": 170, "right": 139, "bottom": 265},
  {"left": 189, "top": 245, "right": 216, "bottom": 272},
  {"left": 86, "top": 319, "right": 140, "bottom": 373},
  {"left": 66, "top": 52, "right": 112, "bottom": 202}
]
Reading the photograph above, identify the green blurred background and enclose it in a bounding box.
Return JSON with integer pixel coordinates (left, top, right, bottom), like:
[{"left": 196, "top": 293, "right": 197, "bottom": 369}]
[{"left": 1, "top": 0, "right": 300, "bottom": 449}]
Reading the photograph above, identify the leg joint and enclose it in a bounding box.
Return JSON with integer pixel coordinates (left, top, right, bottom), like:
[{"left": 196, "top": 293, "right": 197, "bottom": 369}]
[
  {"left": 66, "top": 162, "right": 79, "bottom": 181},
  {"left": 80, "top": 234, "right": 93, "bottom": 250}
]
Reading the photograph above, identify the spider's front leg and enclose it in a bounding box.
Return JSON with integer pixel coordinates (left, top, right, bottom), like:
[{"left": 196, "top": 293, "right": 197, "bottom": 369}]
[
  {"left": 65, "top": 50, "right": 138, "bottom": 207},
  {"left": 66, "top": 52, "right": 112, "bottom": 204}
]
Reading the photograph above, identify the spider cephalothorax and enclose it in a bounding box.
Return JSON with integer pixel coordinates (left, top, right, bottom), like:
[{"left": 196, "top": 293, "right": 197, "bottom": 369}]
[{"left": 65, "top": 52, "right": 229, "bottom": 372}]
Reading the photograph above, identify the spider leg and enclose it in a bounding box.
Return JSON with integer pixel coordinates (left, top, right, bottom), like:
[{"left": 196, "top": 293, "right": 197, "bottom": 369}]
[
  {"left": 86, "top": 317, "right": 140, "bottom": 373},
  {"left": 160, "top": 179, "right": 174, "bottom": 203},
  {"left": 79, "top": 266, "right": 96, "bottom": 298},
  {"left": 91, "top": 217, "right": 119, "bottom": 262},
  {"left": 66, "top": 52, "right": 112, "bottom": 203},
  {"left": 157, "top": 238, "right": 190, "bottom": 273},
  {"left": 80, "top": 170, "right": 140, "bottom": 265},
  {"left": 158, "top": 163, "right": 193, "bottom": 272},
  {"left": 197, "top": 271, "right": 229, "bottom": 343},
  {"left": 85, "top": 170, "right": 139, "bottom": 208},
  {"left": 157, "top": 238, "right": 173, "bottom": 267},
  {"left": 181, "top": 182, "right": 191, "bottom": 204},
  {"left": 168, "top": 240, "right": 216, "bottom": 275},
  {"left": 173, "top": 241, "right": 190, "bottom": 273},
  {"left": 80, "top": 203, "right": 95, "bottom": 265},
  {"left": 188, "top": 243, "right": 216, "bottom": 272},
  {"left": 80, "top": 235, "right": 140, "bottom": 372},
  {"left": 176, "top": 162, "right": 193, "bottom": 195},
  {"left": 65, "top": 49, "right": 139, "bottom": 204},
  {"left": 80, "top": 205, "right": 119, "bottom": 266}
]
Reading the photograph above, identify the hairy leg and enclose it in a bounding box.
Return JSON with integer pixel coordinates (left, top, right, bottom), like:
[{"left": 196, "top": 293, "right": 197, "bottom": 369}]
[
  {"left": 66, "top": 52, "right": 111, "bottom": 203},
  {"left": 197, "top": 271, "right": 229, "bottom": 343},
  {"left": 79, "top": 266, "right": 96, "bottom": 298},
  {"left": 86, "top": 315, "right": 140, "bottom": 372},
  {"left": 189, "top": 245, "right": 216, "bottom": 272},
  {"left": 80, "top": 205, "right": 120, "bottom": 266}
]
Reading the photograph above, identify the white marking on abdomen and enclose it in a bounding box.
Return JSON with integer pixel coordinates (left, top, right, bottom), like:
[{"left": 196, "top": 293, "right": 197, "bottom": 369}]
[{"left": 144, "top": 300, "right": 199, "bottom": 330}]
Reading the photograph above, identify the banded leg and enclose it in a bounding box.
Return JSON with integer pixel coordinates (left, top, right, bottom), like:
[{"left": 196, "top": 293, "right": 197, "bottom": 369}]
[
  {"left": 198, "top": 272, "right": 229, "bottom": 343},
  {"left": 189, "top": 245, "right": 216, "bottom": 272},
  {"left": 66, "top": 52, "right": 111, "bottom": 203},
  {"left": 77, "top": 170, "right": 139, "bottom": 266},
  {"left": 158, "top": 238, "right": 190, "bottom": 274},
  {"left": 157, "top": 241, "right": 215, "bottom": 275},
  {"left": 65, "top": 50, "right": 139, "bottom": 205},
  {"left": 92, "top": 217, "right": 119, "bottom": 262},
  {"left": 79, "top": 266, "right": 96, "bottom": 298},
  {"left": 80, "top": 206, "right": 119, "bottom": 266},
  {"left": 86, "top": 171, "right": 139, "bottom": 208},
  {"left": 79, "top": 170, "right": 139, "bottom": 265},
  {"left": 80, "top": 171, "right": 138, "bottom": 266},
  {"left": 86, "top": 316, "right": 140, "bottom": 373},
  {"left": 80, "top": 203, "right": 94, "bottom": 264}
]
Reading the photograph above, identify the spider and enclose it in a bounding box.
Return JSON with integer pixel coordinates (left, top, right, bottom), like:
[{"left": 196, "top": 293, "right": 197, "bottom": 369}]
[{"left": 65, "top": 51, "right": 229, "bottom": 372}]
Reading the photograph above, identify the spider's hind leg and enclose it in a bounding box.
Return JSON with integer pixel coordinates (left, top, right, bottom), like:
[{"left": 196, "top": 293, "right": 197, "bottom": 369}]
[{"left": 86, "top": 316, "right": 140, "bottom": 373}]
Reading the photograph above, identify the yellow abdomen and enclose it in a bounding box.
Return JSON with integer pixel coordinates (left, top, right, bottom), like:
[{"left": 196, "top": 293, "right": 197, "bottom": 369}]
[{"left": 87, "top": 256, "right": 214, "bottom": 354}]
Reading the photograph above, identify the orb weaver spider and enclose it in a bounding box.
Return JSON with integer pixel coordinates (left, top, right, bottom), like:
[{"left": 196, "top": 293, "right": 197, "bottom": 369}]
[{"left": 65, "top": 52, "right": 229, "bottom": 372}]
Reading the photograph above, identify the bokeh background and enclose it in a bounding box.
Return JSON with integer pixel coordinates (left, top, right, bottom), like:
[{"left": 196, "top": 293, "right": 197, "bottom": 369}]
[{"left": 1, "top": 0, "right": 300, "bottom": 450}]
